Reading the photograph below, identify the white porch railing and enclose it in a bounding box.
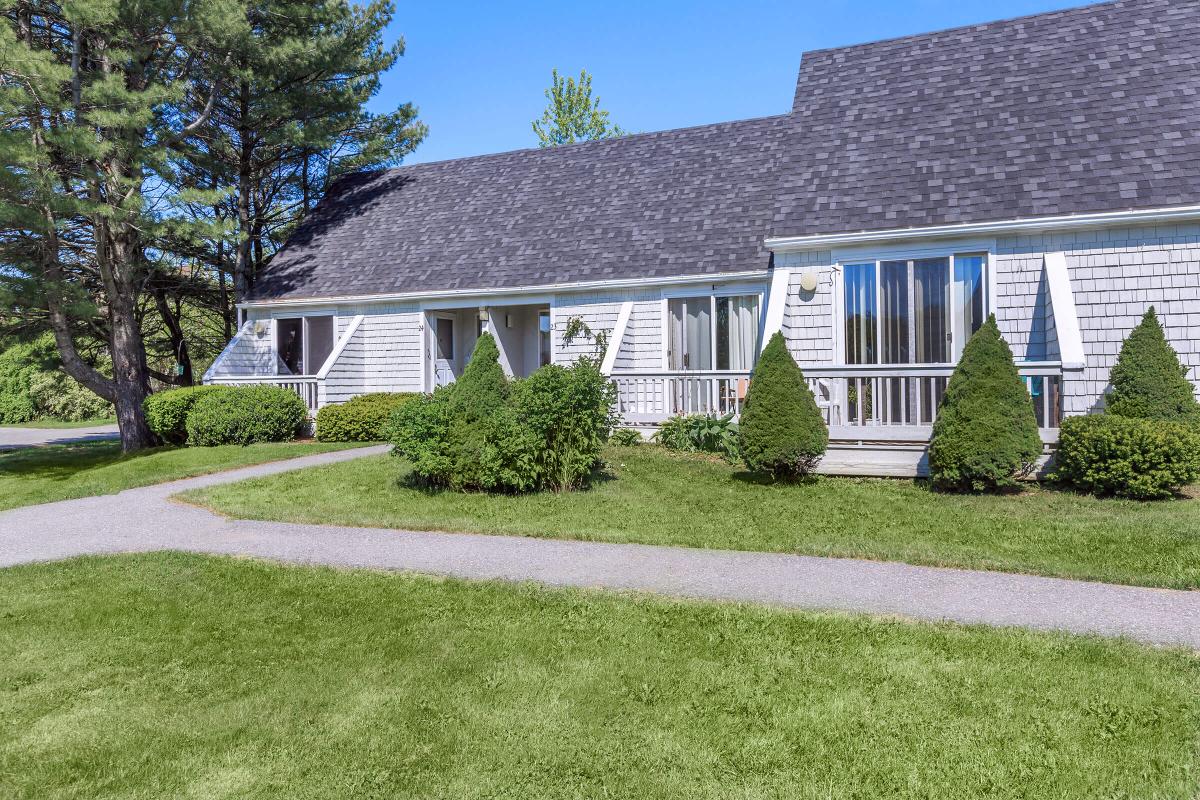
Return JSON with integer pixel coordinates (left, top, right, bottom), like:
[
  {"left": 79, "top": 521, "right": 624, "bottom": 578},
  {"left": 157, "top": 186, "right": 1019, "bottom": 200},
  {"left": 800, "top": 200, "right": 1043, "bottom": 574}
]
[
  {"left": 611, "top": 362, "right": 1064, "bottom": 432},
  {"left": 207, "top": 376, "right": 320, "bottom": 415}
]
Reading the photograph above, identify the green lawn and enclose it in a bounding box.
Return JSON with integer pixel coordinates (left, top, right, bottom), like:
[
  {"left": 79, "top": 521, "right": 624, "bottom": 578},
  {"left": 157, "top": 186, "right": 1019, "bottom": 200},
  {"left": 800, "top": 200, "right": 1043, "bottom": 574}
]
[
  {"left": 0, "top": 553, "right": 1196, "bottom": 799},
  {"left": 185, "top": 446, "right": 1200, "bottom": 589},
  {"left": 0, "top": 417, "right": 115, "bottom": 429},
  {"left": 0, "top": 440, "right": 365, "bottom": 511}
]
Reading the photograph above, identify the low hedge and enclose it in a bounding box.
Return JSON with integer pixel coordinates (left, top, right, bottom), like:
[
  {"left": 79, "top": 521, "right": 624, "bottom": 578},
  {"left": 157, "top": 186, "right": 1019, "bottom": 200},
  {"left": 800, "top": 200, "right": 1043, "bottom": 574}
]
[
  {"left": 144, "top": 385, "right": 231, "bottom": 445},
  {"left": 316, "top": 393, "right": 418, "bottom": 442},
  {"left": 186, "top": 385, "right": 308, "bottom": 447},
  {"left": 1053, "top": 414, "right": 1200, "bottom": 500}
]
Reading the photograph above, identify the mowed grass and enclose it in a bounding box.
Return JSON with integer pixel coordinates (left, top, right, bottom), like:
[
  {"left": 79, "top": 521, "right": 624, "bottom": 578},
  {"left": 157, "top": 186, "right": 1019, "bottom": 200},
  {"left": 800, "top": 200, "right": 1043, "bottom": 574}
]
[
  {"left": 184, "top": 446, "right": 1200, "bottom": 589},
  {"left": 0, "top": 553, "right": 1196, "bottom": 799},
  {"left": 0, "top": 440, "right": 364, "bottom": 511}
]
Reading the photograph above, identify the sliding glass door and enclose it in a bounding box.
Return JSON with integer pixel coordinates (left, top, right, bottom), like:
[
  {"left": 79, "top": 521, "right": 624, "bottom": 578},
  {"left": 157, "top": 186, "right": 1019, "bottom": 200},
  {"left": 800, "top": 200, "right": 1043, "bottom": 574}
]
[
  {"left": 843, "top": 254, "right": 988, "bottom": 424},
  {"left": 667, "top": 294, "right": 760, "bottom": 415}
]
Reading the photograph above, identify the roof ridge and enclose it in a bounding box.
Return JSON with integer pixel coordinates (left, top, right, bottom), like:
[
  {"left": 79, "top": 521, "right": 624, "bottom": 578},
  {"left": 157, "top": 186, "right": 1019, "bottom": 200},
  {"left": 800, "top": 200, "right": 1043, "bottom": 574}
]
[
  {"left": 798, "top": 0, "right": 1131, "bottom": 58},
  {"left": 380, "top": 113, "right": 789, "bottom": 173}
]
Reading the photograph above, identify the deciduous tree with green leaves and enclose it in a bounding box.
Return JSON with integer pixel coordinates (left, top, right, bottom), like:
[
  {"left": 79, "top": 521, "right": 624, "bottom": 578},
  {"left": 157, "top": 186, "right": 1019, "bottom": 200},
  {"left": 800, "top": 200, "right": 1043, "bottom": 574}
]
[{"left": 532, "top": 69, "right": 625, "bottom": 147}]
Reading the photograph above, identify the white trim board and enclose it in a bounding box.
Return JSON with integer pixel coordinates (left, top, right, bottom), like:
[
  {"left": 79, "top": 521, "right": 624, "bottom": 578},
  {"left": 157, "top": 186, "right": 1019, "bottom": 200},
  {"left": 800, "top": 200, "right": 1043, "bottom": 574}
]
[
  {"left": 239, "top": 270, "right": 770, "bottom": 311},
  {"left": 766, "top": 204, "right": 1200, "bottom": 252},
  {"left": 600, "top": 302, "right": 634, "bottom": 375},
  {"left": 1043, "top": 252, "right": 1087, "bottom": 371}
]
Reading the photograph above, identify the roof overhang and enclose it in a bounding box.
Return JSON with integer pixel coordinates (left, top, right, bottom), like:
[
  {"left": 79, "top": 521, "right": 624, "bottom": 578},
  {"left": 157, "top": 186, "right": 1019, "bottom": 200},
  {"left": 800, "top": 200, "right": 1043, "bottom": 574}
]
[
  {"left": 764, "top": 204, "right": 1200, "bottom": 253},
  {"left": 238, "top": 268, "right": 770, "bottom": 310}
]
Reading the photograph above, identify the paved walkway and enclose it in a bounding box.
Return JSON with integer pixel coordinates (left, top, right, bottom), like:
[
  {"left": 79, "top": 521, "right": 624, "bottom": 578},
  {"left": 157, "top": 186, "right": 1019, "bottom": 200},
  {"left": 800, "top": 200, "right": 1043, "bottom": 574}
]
[
  {"left": 0, "top": 423, "right": 120, "bottom": 450},
  {"left": 0, "top": 445, "right": 1197, "bottom": 649}
]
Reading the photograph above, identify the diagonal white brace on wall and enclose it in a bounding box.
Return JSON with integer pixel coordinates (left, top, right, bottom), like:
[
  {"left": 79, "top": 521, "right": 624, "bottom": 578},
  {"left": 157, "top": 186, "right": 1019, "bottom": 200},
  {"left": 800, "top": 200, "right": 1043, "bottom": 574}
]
[
  {"left": 759, "top": 268, "right": 792, "bottom": 352},
  {"left": 600, "top": 302, "right": 634, "bottom": 376},
  {"left": 316, "top": 315, "right": 365, "bottom": 380},
  {"left": 1043, "top": 252, "right": 1086, "bottom": 371}
]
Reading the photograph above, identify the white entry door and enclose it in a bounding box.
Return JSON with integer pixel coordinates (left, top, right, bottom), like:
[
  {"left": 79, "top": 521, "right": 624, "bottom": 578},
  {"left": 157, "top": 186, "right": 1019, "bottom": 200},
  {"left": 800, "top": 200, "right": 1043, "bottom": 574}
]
[{"left": 433, "top": 315, "right": 456, "bottom": 387}]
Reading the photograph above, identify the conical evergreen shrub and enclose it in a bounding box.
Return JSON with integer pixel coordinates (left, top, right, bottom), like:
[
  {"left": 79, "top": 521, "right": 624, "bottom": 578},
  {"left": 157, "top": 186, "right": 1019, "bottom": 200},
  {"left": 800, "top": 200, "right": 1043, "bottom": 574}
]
[
  {"left": 448, "top": 332, "right": 508, "bottom": 418},
  {"left": 1105, "top": 307, "right": 1199, "bottom": 420},
  {"left": 928, "top": 315, "right": 1041, "bottom": 491},
  {"left": 738, "top": 332, "right": 828, "bottom": 480}
]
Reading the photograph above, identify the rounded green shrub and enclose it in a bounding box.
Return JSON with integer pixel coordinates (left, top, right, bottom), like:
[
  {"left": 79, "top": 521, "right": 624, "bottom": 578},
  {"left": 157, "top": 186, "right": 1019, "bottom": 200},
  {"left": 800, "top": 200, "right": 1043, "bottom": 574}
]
[
  {"left": 1105, "top": 307, "right": 1200, "bottom": 421},
  {"left": 185, "top": 385, "right": 308, "bottom": 446},
  {"left": 144, "top": 385, "right": 230, "bottom": 445},
  {"left": 654, "top": 413, "right": 740, "bottom": 461},
  {"left": 738, "top": 332, "right": 828, "bottom": 480},
  {"left": 929, "top": 316, "right": 1042, "bottom": 492},
  {"left": 609, "top": 428, "right": 643, "bottom": 447},
  {"left": 316, "top": 392, "right": 418, "bottom": 442},
  {"left": 1053, "top": 414, "right": 1200, "bottom": 500},
  {"left": 29, "top": 370, "right": 113, "bottom": 422}
]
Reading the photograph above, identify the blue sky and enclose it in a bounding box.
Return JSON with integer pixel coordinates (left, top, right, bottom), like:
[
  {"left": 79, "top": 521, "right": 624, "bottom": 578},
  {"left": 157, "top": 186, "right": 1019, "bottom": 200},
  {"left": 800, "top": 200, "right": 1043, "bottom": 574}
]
[{"left": 374, "top": 0, "right": 1088, "bottom": 165}]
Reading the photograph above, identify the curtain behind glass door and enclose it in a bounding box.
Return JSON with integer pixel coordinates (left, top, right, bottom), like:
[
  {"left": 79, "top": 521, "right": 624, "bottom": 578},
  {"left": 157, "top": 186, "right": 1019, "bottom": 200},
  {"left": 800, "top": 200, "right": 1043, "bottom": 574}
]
[
  {"left": 844, "top": 264, "right": 877, "bottom": 364},
  {"left": 914, "top": 258, "right": 950, "bottom": 363},
  {"left": 716, "top": 296, "right": 759, "bottom": 371},
  {"left": 668, "top": 298, "right": 712, "bottom": 371},
  {"left": 953, "top": 255, "right": 987, "bottom": 360}
]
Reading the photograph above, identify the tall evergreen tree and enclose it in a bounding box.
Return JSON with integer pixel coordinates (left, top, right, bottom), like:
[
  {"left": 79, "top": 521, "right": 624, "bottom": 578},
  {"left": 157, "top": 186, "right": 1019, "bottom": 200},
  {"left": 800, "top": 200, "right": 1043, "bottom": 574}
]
[
  {"left": 0, "top": 0, "right": 423, "bottom": 450},
  {"left": 532, "top": 69, "right": 625, "bottom": 147}
]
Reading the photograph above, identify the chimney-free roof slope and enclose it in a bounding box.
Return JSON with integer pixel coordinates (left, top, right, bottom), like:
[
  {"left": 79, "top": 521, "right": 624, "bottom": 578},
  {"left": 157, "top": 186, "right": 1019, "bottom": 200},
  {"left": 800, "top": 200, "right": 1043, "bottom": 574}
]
[
  {"left": 773, "top": 0, "right": 1200, "bottom": 237},
  {"left": 250, "top": 115, "right": 788, "bottom": 301}
]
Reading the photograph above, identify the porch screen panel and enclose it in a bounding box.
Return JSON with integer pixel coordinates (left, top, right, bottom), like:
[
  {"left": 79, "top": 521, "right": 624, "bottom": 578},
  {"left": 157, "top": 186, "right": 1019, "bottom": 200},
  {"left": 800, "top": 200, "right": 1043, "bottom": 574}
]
[
  {"left": 668, "top": 298, "right": 712, "bottom": 371},
  {"left": 879, "top": 261, "right": 909, "bottom": 364},
  {"left": 953, "top": 255, "right": 987, "bottom": 360},
  {"left": 844, "top": 263, "right": 877, "bottom": 364},
  {"left": 276, "top": 318, "right": 303, "bottom": 375},
  {"left": 913, "top": 258, "right": 950, "bottom": 363},
  {"left": 306, "top": 316, "right": 335, "bottom": 375},
  {"left": 716, "top": 296, "right": 759, "bottom": 371}
]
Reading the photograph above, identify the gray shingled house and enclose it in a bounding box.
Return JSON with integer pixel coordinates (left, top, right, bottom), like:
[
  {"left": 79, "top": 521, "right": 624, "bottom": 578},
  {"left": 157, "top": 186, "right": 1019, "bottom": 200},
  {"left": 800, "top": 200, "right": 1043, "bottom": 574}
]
[{"left": 206, "top": 0, "right": 1200, "bottom": 476}]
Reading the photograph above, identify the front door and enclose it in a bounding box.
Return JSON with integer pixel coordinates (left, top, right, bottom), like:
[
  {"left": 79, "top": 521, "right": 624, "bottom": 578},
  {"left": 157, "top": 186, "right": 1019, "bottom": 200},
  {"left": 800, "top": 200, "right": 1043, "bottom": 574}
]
[{"left": 433, "top": 315, "right": 456, "bottom": 387}]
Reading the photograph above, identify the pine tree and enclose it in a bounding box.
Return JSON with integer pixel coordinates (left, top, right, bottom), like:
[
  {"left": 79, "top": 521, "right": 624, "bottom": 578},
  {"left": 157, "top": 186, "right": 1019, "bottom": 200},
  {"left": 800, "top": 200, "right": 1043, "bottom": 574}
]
[
  {"left": 738, "top": 332, "right": 828, "bottom": 480},
  {"left": 928, "top": 316, "right": 1042, "bottom": 491},
  {"left": 1105, "top": 307, "right": 1200, "bottom": 420},
  {"left": 449, "top": 333, "right": 508, "bottom": 418},
  {"left": 532, "top": 69, "right": 626, "bottom": 147}
]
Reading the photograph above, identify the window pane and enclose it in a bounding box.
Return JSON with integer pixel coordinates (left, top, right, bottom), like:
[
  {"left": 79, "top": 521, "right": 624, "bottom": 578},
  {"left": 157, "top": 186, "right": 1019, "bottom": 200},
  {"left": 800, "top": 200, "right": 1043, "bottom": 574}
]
[
  {"left": 436, "top": 317, "right": 454, "bottom": 360},
  {"left": 914, "top": 258, "right": 950, "bottom": 363},
  {"left": 306, "top": 316, "right": 334, "bottom": 375},
  {"left": 276, "top": 318, "right": 303, "bottom": 375},
  {"left": 879, "top": 261, "right": 909, "bottom": 364},
  {"left": 844, "top": 263, "right": 877, "bottom": 364},
  {"left": 953, "top": 255, "right": 987, "bottom": 360},
  {"left": 716, "top": 295, "right": 759, "bottom": 371},
  {"left": 538, "top": 310, "right": 551, "bottom": 367}
]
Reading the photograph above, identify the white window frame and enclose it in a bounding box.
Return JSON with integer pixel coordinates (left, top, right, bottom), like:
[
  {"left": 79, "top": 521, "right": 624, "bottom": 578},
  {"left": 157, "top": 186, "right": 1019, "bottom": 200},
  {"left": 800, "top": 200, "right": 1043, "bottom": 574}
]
[
  {"left": 273, "top": 312, "right": 339, "bottom": 376},
  {"left": 660, "top": 289, "right": 765, "bottom": 372},
  {"left": 833, "top": 251, "right": 992, "bottom": 367}
]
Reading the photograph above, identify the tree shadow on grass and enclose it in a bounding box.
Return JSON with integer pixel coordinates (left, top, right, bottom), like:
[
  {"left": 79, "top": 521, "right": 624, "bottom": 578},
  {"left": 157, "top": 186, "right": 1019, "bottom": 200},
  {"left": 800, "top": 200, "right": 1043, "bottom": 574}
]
[
  {"left": 730, "top": 470, "right": 820, "bottom": 488},
  {"left": 0, "top": 442, "right": 142, "bottom": 483}
]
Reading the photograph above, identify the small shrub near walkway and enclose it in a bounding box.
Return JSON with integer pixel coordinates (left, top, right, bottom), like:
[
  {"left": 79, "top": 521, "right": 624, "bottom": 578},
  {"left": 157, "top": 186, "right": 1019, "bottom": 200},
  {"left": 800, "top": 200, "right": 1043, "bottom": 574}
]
[
  {"left": 186, "top": 385, "right": 308, "bottom": 447},
  {"left": 316, "top": 393, "right": 417, "bottom": 442}
]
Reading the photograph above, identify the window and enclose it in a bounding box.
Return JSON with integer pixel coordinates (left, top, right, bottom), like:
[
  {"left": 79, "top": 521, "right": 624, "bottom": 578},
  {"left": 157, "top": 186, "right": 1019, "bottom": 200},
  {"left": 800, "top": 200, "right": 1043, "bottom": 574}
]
[
  {"left": 436, "top": 317, "right": 454, "bottom": 361},
  {"left": 843, "top": 254, "right": 988, "bottom": 365},
  {"left": 538, "top": 309, "right": 552, "bottom": 367},
  {"left": 276, "top": 315, "right": 335, "bottom": 376},
  {"left": 668, "top": 294, "right": 759, "bottom": 371}
]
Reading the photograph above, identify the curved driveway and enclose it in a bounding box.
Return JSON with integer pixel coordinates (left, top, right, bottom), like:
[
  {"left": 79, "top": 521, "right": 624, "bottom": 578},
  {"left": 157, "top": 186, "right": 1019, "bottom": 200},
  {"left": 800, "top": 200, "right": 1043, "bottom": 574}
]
[{"left": 0, "top": 444, "right": 1197, "bottom": 649}]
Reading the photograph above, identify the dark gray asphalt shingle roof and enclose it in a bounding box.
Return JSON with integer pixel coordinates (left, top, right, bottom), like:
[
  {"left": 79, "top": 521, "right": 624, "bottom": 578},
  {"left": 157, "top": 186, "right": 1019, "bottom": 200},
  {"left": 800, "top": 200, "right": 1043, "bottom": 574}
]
[
  {"left": 253, "top": 0, "right": 1200, "bottom": 302},
  {"left": 773, "top": 0, "right": 1200, "bottom": 236},
  {"left": 250, "top": 116, "right": 789, "bottom": 301}
]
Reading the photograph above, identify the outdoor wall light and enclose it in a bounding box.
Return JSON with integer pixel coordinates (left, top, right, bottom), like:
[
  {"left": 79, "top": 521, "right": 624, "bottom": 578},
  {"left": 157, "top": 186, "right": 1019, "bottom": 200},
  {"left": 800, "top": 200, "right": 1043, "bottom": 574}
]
[{"left": 799, "top": 270, "right": 819, "bottom": 293}]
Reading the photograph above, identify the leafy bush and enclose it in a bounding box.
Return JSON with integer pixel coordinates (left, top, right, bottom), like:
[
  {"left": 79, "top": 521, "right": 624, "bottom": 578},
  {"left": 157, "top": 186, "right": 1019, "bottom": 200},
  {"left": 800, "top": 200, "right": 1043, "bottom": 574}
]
[
  {"left": 1053, "top": 414, "right": 1200, "bottom": 500},
  {"left": 654, "top": 413, "right": 741, "bottom": 462},
  {"left": 510, "top": 358, "right": 617, "bottom": 490},
  {"left": 317, "top": 393, "right": 418, "bottom": 442},
  {"left": 610, "top": 428, "right": 643, "bottom": 447},
  {"left": 738, "top": 332, "right": 828, "bottom": 479},
  {"left": 389, "top": 338, "right": 615, "bottom": 493},
  {"left": 0, "top": 339, "right": 46, "bottom": 424},
  {"left": 1105, "top": 307, "right": 1200, "bottom": 421},
  {"left": 929, "top": 316, "right": 1042, "bottom": 492},
  {"left": 0, "top": 334, "right": 114, "bottom": 424},
  {"left": 144, "top": 385, "right": 230, "bottom": 445},
  {"left": 28, "top": 370, "right": 114, "bottom": 422},
  {"left": 185, "top": 385, "right": 308, "bottom": 446}
]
